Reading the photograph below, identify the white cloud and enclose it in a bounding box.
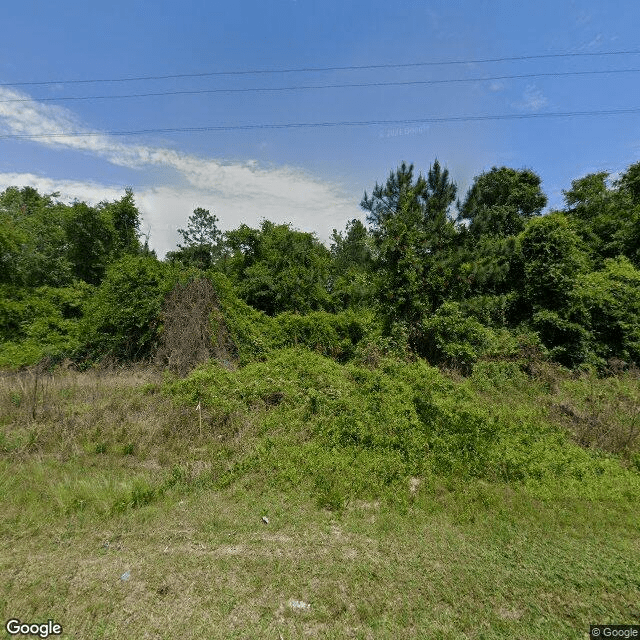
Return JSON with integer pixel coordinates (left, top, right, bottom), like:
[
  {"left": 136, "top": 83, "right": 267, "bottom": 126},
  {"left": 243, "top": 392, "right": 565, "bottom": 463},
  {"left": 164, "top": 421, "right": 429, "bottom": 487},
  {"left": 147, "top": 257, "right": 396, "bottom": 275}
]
[
  {"left": 0, "top": 172, "right": 124, "bottom": 203},
  {"left": 579, "top": 33, "right": 604, "bottom": 50},
  {"left": 0, "top": 89, "right": 362, "bottom": 256},
  {"left": 0, "top": 171, "right": 361, "bottom": 258},
  {"left": 514, "top": 85, "right": 549, "bottom": 112}
]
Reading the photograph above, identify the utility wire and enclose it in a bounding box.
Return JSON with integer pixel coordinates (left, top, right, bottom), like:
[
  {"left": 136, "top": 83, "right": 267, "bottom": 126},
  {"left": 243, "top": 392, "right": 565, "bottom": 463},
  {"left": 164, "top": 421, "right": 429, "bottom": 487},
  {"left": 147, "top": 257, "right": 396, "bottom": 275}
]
[
  {"left": 1, "top": 68, "right": 639, "bottom": 104},
  {"left": 1, "top": 49, "right": 639, "bottom": 87},
  {"left": 1, "top": 107, "right": 639, "bottom": 140}
]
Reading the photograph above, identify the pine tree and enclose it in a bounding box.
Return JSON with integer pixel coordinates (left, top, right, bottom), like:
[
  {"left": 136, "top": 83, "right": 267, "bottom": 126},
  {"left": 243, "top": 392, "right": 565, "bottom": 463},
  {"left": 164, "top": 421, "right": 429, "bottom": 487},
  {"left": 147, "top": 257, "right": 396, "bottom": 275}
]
[
  {"left": 167, "top": 207, "right": 223, "bottom": 270},
  {"left": 360, "top": 160, "right": 458, "bottom": 329}
]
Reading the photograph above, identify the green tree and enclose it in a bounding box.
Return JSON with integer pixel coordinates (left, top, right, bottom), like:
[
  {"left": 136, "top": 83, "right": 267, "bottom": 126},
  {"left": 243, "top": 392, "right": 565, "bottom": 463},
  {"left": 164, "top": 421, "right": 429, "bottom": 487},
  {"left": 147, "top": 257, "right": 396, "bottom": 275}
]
[
  {"left": 329, "top": 219, "right": 374, "bottom": 308},
  {"left": 361, "top": 160, "right": 458, "bottom": 329},
  {"left": 0, "top": 282, "right": 93, "bottom": 367},
  {"left": 456, "top": 235, "right": 523, "bottom": 298},
  {"left": 563, "top": 163, "right": 640, "bottom": 267},
  {"left": 530, "top": 309, "right": 594, "bottom": 369},
  {"left": 224, "top": 220, "right": 332, "bottom": 315},
  {"left": 102, "top": 188, "right": 142, "bottom": 256},
  {"left": 516, "top": 212, "right": 591, "bottom": 366},
  {"left": 614, "top": 162, "right": 640, "bottom": 265},
  {"left": 570, "top": 256, "right": 640, "bottom": 365},
  {"left": 362, "top": 160, "right": 457, "bottom": 245},
  {"left": 64, "top": 202, "right": 114, "bottom": 285},
  {"left": 0, "top": 212, "right": 26, "bottom": 284},
  {"left": 0, "top": 186, "right": 72, "bottom": 287},
  {"left": 519, "top": 212, "right": 589, "bottom": 313},
  {"left": 563, "top": 171, "right": 609, "bottom": 213},
  {"left": 0, "top": 185, "right": 54, "bottom": 215},
  {"left": 459, "top": 167, "right": 547, "bottom": 238},
  {"left": 453, "top": 167, "right": 546, "bottom": 306},
  {"left": 563, "top": 172, "right": 618, "bottom": 262},
  {"left": 167, "top": 207, "right": 223, "bottom": 270},
  {"left": 0, "top": 186, "right": 144, "bottom": 287},
  {"left": 616, "top": 161, "right": 640, "bottom": 201},
  {"left": 80, "top": 255, "right": 180, "bottom": 361},
  {"left": 330, "top": 219, "right": 372, "bottom": 271}
]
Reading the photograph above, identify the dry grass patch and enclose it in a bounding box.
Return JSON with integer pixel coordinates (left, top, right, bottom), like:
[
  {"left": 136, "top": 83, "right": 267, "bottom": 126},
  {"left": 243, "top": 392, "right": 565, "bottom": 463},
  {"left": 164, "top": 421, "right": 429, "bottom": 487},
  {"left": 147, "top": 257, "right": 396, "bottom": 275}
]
[
  {"left": 0, "top": 364, "right": 233, "bottom": 464},
  {"left": 552, "top": 368, "right": 640, "bottom": 458}
]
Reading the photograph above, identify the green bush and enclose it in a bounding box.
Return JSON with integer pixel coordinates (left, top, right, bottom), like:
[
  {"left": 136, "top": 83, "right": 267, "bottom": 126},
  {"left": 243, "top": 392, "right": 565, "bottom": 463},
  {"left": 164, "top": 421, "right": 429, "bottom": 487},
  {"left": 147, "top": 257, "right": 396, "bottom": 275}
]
[
  {"left": 460, "top": 293, "right": 516, "bottom": 328},
  {"left": 520, "top": 212, "right": 589, "bottom": 313},
  {"left": 0, "top": 283, "right": 92, "bottom": 367},
  {"left": 206, "top": 271, "right": 277, "bottom": 363},
  {"left": 531, "top": 309, "right": 598, "bottom": 369},
  {"left": 80, "top": 256, "right": 181, "bottom": 361},
  {"left": 416, "top": 302, "right": 489, "bottom": 372},
  {"left": 272, "top": 309, "right": 374, "bottom": 362},
  {"left": 223, "top": 220, "right": 332, "bottom": 315},
  {"left": 165, "top": 348, "right": 636, "bottom": 506},
  {"left": 207, "top": 271, "right": 375, "bottom": 365},
  {"left": 570, "top": 256, "right": 640, "bottom": 366}
]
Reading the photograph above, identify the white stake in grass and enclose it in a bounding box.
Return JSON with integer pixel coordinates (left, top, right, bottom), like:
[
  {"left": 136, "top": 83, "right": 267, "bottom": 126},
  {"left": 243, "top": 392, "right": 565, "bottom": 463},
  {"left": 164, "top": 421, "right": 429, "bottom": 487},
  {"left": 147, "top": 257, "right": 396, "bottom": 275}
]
[{"left": 196, "top": 401, "right": 202, "bottom": 437}]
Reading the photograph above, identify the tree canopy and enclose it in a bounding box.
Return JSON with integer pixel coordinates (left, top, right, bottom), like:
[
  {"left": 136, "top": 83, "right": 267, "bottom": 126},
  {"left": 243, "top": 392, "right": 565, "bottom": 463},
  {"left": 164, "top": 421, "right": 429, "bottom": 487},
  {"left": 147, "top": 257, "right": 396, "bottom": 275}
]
[
  {"left": 459, "top": 166, "right": 547, "bottom": 238},
  {"left": 166, "top": 207, "right": 224, "bottom": 270},
  {"left": 1, "top": 158, "right": 639, "bottom": 372},
  {"left": 361, "top": 160, "right": 458, "bottom": 333},
  {"left": 223, "top": 220, "right": 332, "bottom": 315}
]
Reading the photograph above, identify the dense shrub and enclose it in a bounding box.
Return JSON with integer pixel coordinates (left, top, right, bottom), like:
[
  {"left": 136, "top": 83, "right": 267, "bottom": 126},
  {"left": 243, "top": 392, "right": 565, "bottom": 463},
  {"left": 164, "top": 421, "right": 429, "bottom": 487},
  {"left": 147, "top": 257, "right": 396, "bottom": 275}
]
[
  {"left": 271, "top": 309, "right": 374, "bottom": 362},
  {"left": 206, "top": 271, "right": 278, "bottom": 363},
  {"left": 460, "top": 293, "right": 517, "bottom": 328},
  {"left": 165, "top": 348, "right": 632, "bottom": 507},
  {"left": 416, "top": 302, "right": 489, "bottom": 373},
  {"left": 570, "top": 256, "right": 640, "bottom": 366},
  {"left": 530, "top": 309, "right": 596, "bottom": 369},
  {"left": 0, "top": 283, "right": 92, "bottom": 367},
  {"left": 224, "top": 221, "right": 333, "bottom": 315},
  {"left": 207, "top": 271, "right": 375, "bottom": 365},
  {"left": 0, "top": 186, "right": 144, "bottom": 289},
  {"left": 519, "top": 212, "right": 589, "bottom": 313},
  {"left": 80, "top": 256, "right": 181, "bottom": 362}
]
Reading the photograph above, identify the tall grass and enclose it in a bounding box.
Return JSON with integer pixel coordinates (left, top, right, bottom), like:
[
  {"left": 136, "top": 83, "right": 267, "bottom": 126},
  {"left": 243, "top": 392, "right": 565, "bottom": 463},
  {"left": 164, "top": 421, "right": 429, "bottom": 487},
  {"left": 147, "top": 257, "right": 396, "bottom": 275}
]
[
  {"left": 0, "top": 364, "right": 230, "bottom": 530},
  {"left": 1, "top": 355, "right": 639, "bottom": 639}
]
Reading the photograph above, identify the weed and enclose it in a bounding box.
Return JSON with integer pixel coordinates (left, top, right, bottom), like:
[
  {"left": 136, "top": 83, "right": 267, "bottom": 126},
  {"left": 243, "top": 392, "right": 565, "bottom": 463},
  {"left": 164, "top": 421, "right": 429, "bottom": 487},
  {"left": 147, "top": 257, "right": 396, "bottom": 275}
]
[
  {"left": 553, "top": 369, "right": 640, "bottom": 457},
  {"left": 121, "top": 442, "right": 135, "bottom": 456},
  {"left": 94, "top": 442, "right": 107, "bottom": 454},
  {"left": 1, "top": 361, "right": 639, "bottom": 639}
]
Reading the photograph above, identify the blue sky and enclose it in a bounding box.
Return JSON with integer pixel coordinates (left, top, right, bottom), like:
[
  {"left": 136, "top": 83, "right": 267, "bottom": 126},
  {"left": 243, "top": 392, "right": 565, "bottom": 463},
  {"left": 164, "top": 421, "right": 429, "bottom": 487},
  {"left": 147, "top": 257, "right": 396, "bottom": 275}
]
[{"left": 0, "top": 0, "right": 638, "bottom": 256}]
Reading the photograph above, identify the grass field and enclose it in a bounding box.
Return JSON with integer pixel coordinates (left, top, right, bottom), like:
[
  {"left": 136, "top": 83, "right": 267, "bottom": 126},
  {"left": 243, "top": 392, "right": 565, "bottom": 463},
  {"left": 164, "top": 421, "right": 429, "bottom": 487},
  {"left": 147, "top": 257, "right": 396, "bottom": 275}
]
[{"left": 1, "top": 357, "right": 639, "bottom": 639}]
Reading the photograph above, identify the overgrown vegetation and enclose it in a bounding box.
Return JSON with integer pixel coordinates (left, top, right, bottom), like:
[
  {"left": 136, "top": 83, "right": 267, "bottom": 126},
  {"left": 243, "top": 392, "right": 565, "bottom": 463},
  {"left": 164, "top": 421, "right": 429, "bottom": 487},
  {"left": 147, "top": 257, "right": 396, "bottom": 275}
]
[
  {"left": 1, "top": 160, "right": 639, "bottom": 637},
  {"left": 1, "top": 359, "right": 639, "bottom": 638},
  {"left": 2, "top": 159, "right": 639, "bottom": 372}
]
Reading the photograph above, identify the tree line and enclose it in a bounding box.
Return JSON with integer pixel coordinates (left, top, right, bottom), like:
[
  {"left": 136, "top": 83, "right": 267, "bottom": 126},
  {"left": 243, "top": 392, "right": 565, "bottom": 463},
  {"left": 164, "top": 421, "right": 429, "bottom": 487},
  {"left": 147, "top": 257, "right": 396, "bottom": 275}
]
[{"left": 1, "top": 159, "right": 639, "bottom": 371}]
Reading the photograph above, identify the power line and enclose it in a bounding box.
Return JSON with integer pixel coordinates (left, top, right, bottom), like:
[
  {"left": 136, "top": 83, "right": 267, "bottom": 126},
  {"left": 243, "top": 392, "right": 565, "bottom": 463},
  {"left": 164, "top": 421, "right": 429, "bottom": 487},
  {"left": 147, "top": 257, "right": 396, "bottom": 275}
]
[
  {"left": 1, "top": 49, "right": 639, "bottom": 87},
  {"left": 1, "top": 107, "right": 638, "bottom": 140},
  {"left": 2, "top": 68, "right": 639, "bottom": 104}
]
